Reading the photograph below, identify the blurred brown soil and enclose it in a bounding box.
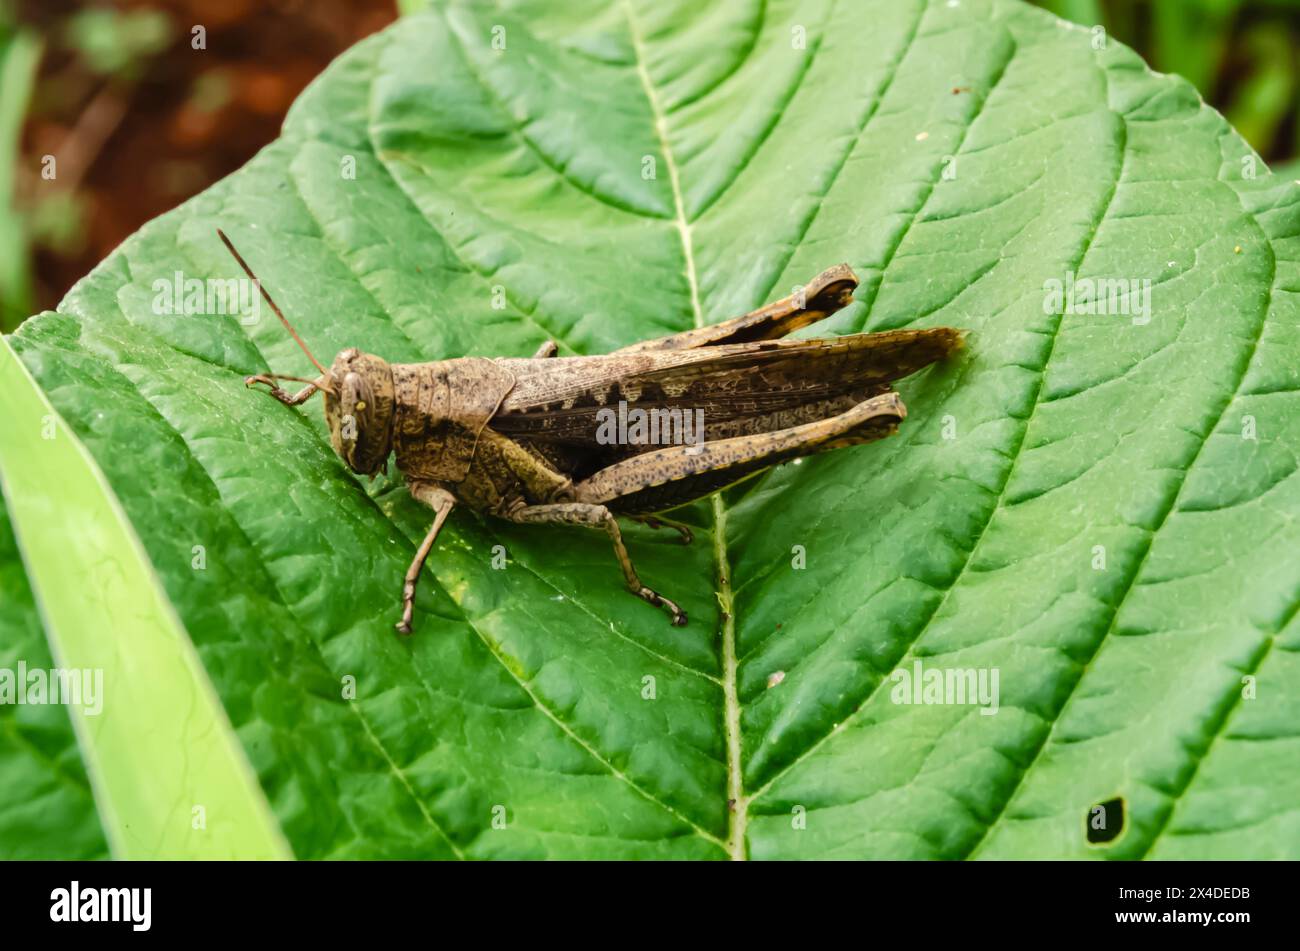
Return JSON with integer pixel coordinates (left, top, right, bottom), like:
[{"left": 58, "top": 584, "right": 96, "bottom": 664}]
[{"left": 20, "top": 0, "right": 397, "bottom": 315}]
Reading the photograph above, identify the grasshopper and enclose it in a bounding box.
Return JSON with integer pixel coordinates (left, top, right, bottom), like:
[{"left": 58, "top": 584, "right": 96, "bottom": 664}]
[{"left": 219, "top": 230, "right": 962, "bottom": 632}]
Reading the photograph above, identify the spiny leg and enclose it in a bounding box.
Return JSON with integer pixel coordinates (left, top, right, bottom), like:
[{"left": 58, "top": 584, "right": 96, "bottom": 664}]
[
  {"left": 508, "top": 502, "right": 687, "bottom": 626},
  {"left": 396, "top": 483, "right": 456, "bottom": 635},
  {"left": 573, "top": 392, "right": 905, "bottom": 507},
  {"left": 634, "top": 511, "right": 696, "bottom": 543}
]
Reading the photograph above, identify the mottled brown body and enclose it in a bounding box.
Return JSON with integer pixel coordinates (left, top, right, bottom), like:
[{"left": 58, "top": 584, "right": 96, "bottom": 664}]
[{"left": 231, "top": 244, "right": 963, "bottom": 632}]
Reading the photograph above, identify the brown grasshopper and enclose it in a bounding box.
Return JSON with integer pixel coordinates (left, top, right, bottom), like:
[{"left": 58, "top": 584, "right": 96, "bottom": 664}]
[{"left": 219, "top": 230, "right": 962, "bottom": 632}]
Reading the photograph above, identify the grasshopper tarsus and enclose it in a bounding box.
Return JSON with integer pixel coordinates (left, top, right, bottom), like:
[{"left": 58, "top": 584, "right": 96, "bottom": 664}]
[
  {"left": 245, "top": 373, "right": 321, "bottom": 407},
  {"left": 247, "top": 378, "right": 288, "bottom": 403},
  {"left": 635, "top": 585, "right": 687, "bottom": 626}
]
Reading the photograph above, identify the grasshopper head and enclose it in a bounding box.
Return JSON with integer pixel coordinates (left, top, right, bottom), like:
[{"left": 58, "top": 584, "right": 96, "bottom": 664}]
[{"left": 323, "top": 348, "right": 395, "bottom": 475}]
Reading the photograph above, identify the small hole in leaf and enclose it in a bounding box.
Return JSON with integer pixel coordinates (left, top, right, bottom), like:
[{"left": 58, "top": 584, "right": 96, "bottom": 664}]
[{"left": 1087, "top": 796, "right": 1125, "bottom": 845}]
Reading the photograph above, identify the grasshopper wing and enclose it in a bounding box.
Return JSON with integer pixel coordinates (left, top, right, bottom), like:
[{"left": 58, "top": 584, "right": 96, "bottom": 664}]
[{"left": 490, "top": 327, "right": 962, "bottom": 478}]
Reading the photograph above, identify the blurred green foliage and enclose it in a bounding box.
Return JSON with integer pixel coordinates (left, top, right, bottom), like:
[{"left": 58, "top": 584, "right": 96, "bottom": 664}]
[
  {"left": 0, "top": 5, "right": 40, "bottom": 330},
  {"left": 0, "top": 2, "right": 174, "bottom": 331},
  {"left": 1034, "top": 0, "right": 1300, "bottom": 163},
  {"left": 62, "top": 8, "right": 170, "bottom": 77}
]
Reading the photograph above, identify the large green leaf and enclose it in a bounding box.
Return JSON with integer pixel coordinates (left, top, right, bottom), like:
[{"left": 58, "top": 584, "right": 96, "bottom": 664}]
[{"left": 6, "top": 0, "right": 1300, "bottom": 859}]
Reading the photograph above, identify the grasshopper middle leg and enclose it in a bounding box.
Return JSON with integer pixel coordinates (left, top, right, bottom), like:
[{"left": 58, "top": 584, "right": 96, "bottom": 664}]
[
  {"left": 507, "top": 502, "right": 687, "bottom": 626},
  {"left": 397, "top": 482, "right": 456, "bottom": 634},
  {"left": 630, "top": 514, "right": 694, "bottom": 545}
]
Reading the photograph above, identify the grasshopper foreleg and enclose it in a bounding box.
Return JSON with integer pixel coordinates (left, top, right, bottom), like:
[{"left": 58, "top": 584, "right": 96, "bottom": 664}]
[
  {"left": 245, "top": 375, "right": 320, "bottom": 406},
  {"left": 508, "top": 502, "right": 687, "bottom": 626},
  {"left": 531, "top": 340, "right": 558, "bottom": 359},
  {"left": 397, "top": 482, "right": 456, "bottom": 635}
]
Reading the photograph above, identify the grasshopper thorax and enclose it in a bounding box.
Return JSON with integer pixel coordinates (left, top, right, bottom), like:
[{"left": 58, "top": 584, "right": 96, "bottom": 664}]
[{"left": 323, "top": 348, "right": 395, "bottom": 475}]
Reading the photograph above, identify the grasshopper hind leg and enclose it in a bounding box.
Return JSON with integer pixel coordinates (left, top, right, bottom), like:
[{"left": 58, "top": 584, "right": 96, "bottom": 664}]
[{"left": 508, "top": 502, "right": 687, "bottom": 626}]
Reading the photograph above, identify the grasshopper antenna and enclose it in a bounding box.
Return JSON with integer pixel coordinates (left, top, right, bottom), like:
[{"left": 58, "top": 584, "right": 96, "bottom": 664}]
[{"left": 217, "top": 228, "right": 330, "bottom": 378}]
